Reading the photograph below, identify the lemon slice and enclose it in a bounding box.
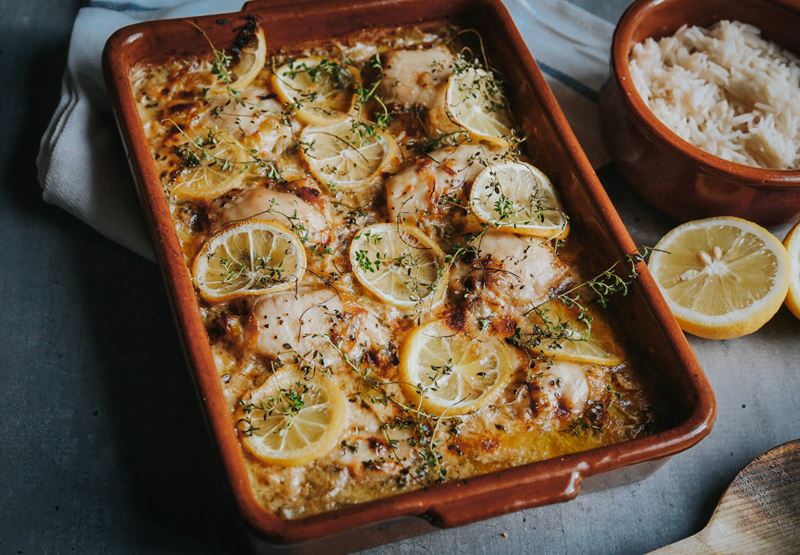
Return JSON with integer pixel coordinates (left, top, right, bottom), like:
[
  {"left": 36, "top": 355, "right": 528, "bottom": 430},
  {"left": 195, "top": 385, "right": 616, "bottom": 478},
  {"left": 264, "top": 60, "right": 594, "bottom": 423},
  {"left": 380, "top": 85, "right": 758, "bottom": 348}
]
[
  {"left": 300, "top": 119, "right": 398, "bottom": 191},
  {"left": 429, "top": 65, "right": 514, "bottom": 146},
  {"left": 271, "top": 56, "right": 359, "bottom": 125},
  {"left": 648, "top": 216, "right": 790, "bottom": 340},
  {"left": 528, "top": 303, "right": 621, "bottom": 366},
  {"left": 349, "top": 223, "right": 448, "bottom": 309},
  {"left": 170, "top": 128, "right": 250, "bottom": 201},
  {"left": 546, "top": 334, "right": 620, "bottom": 366},
  {"left": 399, "top": 320, "right": 518, "bottom": 415},
  {"left": 237, "top": 366, "right": 347, "bottom": 466},
  {"left": 192, "top": 220, "right": 306, "bottom": 302},
  {"left": 470, "top": 161, "right": 569, "bottom": 239},
  {"left": 227, "top": 28, "right": 267, "bottom": 91},
  {"left": 784, "top": 222, "right": 800, "bottom": 320}
]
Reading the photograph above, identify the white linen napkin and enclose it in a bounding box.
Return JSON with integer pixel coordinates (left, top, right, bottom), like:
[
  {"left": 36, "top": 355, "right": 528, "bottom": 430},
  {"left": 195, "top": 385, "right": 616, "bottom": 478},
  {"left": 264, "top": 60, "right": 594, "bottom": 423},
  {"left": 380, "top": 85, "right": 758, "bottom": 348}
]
[{"left": 37, "top": 0, "right": 614, "bottom": 261}]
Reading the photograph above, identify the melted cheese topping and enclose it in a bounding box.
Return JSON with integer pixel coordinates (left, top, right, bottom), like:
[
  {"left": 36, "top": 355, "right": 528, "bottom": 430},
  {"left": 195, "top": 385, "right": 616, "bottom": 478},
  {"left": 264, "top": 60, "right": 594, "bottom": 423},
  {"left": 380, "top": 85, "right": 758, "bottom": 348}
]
[{"left": 132, "top": 23, "right": 655, "bottom": 520}]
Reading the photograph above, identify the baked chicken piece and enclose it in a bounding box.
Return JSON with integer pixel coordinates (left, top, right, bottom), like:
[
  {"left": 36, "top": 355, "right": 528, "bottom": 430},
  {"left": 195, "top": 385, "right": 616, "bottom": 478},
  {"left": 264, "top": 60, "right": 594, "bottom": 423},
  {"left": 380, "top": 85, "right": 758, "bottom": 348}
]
[
  {"left": 248, "top": 288, "right": 390, "bottom": 367},
  {"left": 386, "top": 144, "right": 504, "bottom": 240},
  {"left": 379, "top": 45, "right": 455, "bottom": 109}
]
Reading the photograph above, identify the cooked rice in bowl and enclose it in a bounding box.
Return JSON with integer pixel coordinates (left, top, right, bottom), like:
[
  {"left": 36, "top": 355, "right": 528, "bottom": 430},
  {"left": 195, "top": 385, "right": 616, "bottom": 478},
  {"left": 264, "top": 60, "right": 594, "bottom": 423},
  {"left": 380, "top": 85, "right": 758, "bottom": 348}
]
[{"left": 629, "top": 20, "right": 800, "bottom": 170}]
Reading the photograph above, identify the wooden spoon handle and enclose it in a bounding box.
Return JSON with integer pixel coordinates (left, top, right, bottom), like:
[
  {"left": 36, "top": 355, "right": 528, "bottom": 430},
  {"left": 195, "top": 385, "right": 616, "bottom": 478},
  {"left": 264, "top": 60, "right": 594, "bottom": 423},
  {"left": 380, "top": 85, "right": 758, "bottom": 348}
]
[{"left": 648, "top": 533, "right": 710, "bottom": 554}]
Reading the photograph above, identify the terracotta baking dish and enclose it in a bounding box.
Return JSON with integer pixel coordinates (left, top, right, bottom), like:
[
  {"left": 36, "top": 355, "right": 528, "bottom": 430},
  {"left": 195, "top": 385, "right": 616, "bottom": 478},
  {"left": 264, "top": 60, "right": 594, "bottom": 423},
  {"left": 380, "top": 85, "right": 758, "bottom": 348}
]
[
  {"left": 600, "top": 0, "right": 800, "bottom": 227},
  {"left": 103, "top": 0, "right": 716, "bottom": 551}
]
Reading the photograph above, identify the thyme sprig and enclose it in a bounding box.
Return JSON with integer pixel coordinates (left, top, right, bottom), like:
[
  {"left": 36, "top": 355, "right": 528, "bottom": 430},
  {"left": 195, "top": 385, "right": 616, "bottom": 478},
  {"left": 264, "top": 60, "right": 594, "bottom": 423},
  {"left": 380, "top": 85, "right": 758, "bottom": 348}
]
[
  {"left": 510, "top": 247, "right": 657, "bottom": 356},
  {"left": 318, "top": 335, "right": 459, "bottom": 485},
  {"left": 529, "top": 246, "right": 656, "bottom": 316},
  {"left": 352, "top": 54, "right": 392, "bottom": 141},
  {"left": 283, "top": 58, "right": 352, "bottom": 89},
  {"left": 237, "top": 375, "right": 310, "bottom": 437},
  {"left": 164, "top": 120, "right": 286, "bottom": 183},
  {"left": 188, "top": 21, "right": 234, "bottom": 84}
]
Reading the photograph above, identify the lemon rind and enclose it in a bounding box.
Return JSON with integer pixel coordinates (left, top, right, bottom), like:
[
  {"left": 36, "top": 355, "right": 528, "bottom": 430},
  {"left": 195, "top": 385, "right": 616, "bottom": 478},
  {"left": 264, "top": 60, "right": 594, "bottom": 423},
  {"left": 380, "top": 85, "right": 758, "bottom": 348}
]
[{"left": 783, "top": 222, "right": 800, "bottom": 320}]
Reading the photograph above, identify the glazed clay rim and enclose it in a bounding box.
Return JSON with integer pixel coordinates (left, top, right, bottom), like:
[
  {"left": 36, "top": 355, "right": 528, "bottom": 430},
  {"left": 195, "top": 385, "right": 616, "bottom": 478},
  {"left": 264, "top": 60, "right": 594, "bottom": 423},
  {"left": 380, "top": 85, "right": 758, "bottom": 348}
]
[{"left": 611, "top": 0, "right": 800, "bottom": 189}]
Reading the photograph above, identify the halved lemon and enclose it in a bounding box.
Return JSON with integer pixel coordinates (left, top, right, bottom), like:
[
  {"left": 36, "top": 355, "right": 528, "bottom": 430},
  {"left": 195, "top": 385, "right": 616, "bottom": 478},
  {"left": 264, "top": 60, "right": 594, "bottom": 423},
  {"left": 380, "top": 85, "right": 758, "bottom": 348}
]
[
  {"left": 299, "top": 118, "right": 398, "bottom": 191},
  {"left": 227, "top": 28, "right": 267, "bottom": 91},
  {"left": 271, "top": 56, "right": 360, "bottom": 125},
  {"left": 428, "top": 65, "right": 514, "bottom": 146},
  {"left": 784, "top": 222, "right": 800, "bottom": 320},
  {"left": 469, "top": 161, "right": 569, "bottom": 239},
  {"left": 349, "top": 223, "right": 448, "bottom": 309},
  {"left": 192, "top": 219, "right": 306, "bottom": 302},
  {"left": 169, "top": 128, "right": 250, "bottom": 201},
  {"left": 400, "top": 320, "right": 518, "bottom": 415},
  {"left": 237, "top": 366, "right": 347, "bottom": 466},
  {"left": 528, "top": 303, "right": 621, "bottom": 366},
  {"left": 648, "top": 216, "right": 790, "bottom": 340}
]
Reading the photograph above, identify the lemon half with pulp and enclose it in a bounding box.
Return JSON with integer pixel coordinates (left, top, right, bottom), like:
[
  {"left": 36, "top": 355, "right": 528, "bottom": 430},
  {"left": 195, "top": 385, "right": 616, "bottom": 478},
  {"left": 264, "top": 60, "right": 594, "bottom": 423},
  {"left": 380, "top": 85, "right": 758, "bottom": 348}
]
[{"left": 648, "top": 216, "right": 789, "bottom": 340}]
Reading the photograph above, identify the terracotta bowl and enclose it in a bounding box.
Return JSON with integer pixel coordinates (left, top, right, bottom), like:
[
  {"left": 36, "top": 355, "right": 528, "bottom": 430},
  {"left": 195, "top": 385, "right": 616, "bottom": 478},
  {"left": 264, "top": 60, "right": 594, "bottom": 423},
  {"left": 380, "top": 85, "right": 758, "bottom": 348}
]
[{"left": 599, "top": 0, "right": 800, "bottom": 227}]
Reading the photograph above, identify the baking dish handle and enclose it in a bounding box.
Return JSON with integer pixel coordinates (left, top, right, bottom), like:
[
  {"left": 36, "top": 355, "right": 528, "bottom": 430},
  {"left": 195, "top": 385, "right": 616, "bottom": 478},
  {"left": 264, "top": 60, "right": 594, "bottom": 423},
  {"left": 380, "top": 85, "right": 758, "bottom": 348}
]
[{"left": 424, "top": 466, "right": 586, "bottom": 528}]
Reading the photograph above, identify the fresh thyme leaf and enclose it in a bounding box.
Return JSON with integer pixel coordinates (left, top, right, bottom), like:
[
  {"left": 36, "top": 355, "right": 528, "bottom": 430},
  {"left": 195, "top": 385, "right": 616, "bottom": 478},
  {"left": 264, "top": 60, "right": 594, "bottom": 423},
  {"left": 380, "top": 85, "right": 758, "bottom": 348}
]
[
  {"left": 212, "top": 48, "right": 234, "bottom": 83},
  {"left": 511, "top": 247, "right": 656, "bottom": 357},
  {"left": 493, "top": 192, "right": 514, "bottom": 221},
  {"left": 355, "top": 249, "right": 382, "bottom": 272}
]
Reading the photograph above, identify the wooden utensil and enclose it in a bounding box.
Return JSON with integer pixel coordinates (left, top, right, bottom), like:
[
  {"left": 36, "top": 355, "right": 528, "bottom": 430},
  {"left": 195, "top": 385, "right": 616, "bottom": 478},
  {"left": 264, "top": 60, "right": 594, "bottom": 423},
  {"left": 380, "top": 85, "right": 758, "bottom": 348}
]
[{"left": 652, "top": 439, "right": 800, "bottom": 554}]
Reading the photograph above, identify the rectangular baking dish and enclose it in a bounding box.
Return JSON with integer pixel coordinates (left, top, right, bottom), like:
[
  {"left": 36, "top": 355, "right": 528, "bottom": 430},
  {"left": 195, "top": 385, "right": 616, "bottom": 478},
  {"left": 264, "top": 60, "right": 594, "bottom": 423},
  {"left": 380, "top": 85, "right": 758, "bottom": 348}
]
[{"left": 102, "top": 0, "right": 717, "bottom": 551}]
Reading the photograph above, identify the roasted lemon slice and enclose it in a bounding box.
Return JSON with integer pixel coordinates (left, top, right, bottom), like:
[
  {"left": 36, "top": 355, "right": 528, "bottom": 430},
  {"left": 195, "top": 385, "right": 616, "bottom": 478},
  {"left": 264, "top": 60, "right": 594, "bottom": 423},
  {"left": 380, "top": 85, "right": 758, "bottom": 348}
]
[
  {"left": 271, "top": 56, "right": 359, "bottom": 125},
  {"left": 169, "top": 128, "right": 250, "bottom": 201},
  {"left": 300, "top": 118, "right": 398, "bottom": 191},
  {"left": 648, "top": 216, "right": 789, "bottom": 340},
  {"left": 785, "top": 222, "right": 800, "bottom": 320},
  {"left": 237, "top": 366, "right": 347, "bottom": 466},
  {"left": 226, "top": 28, "right": 267, "bottom": 91},
  {"left": 545, "top": 331, "right": 621, "bottom": 366},
  {"left": 192, "top": 220, "right": 306, "bottom": 302},
  {"left": 428, "top": 65, "right": 514, "bottom": 146},
  {"left": 349, "top": 223, "right": 448, "bottom": 309},
  {"left": 399, "top": 320, "right": 518, "bottom": 415},
  {"left": 470, "top": 161, "right": 569, "bottom": 239},
  {"left": 528, "top": 303, "right": 622, "bottom": 366}
]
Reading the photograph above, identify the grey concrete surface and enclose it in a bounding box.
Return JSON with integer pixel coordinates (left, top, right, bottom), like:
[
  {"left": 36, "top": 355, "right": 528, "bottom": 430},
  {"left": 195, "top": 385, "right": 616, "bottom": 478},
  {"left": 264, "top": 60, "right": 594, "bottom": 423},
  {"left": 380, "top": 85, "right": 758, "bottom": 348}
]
[{"left": 0, "top": 1, "right": 797, "bottom": 553}]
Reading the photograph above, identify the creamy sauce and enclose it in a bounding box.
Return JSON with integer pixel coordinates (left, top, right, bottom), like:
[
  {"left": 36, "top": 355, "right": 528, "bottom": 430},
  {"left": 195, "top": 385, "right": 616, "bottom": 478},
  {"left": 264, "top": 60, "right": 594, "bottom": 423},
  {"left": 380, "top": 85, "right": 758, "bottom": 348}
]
[{"left": 132, "top": 22, "right": 655, "bottom": 520}]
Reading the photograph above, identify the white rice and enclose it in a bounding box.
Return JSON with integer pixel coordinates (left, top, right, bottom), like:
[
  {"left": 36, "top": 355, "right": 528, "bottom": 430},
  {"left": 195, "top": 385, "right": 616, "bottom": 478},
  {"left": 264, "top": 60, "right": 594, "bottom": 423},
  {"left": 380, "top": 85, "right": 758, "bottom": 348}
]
[{"left": 629, "top": 20, "right": 800, "bottom": 170}]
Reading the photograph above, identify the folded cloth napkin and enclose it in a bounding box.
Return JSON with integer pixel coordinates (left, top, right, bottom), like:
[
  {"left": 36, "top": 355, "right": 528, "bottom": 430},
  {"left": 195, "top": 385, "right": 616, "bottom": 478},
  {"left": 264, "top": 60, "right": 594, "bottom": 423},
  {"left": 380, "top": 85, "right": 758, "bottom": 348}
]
[{"left": 37, "top": 0, "right": 614, "bottom": 261}]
